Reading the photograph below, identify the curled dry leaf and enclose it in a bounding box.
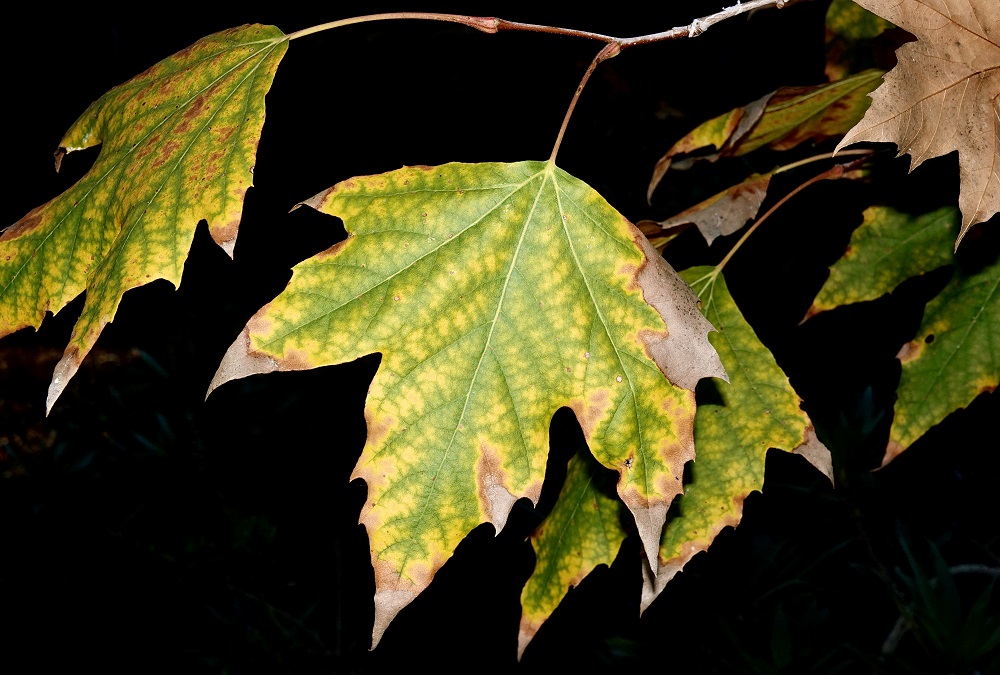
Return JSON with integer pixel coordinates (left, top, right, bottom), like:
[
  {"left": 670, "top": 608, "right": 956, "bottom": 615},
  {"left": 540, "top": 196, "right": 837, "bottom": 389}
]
[
  {"left": 648, "top": 69, "right": 882, "bottom": 200},
  {"left": 649, "top": 172, "right": 773, "bottom": 246}
]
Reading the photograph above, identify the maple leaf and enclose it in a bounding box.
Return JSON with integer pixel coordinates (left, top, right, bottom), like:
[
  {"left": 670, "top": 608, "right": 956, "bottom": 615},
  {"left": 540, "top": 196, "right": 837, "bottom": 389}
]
[
  {"left": 888, "top": 251, "right": 998, "bottom": 463},
  {"left": 207, "top": 161, "right": 727, "bottom": 647},
  {"left": 835, "top": 0, "right": 1000, "bottom": 247},
  {"left": 648, "top": 69, "right": 883, "bottom": 200},
  {"left": 0, "top": 24, "right": 288, "bottom": 412},
  {"left": 517, "top": 449, "right": 624, "bottom": 659},
  {"left": 641, "top": 266, "right": 832, "bottom": 611},
  {"left": 804, "top": 205, "right": 959, "bottom": 320},
  {"left": 804, "top": 205, "right": 997, "bottom": 464}
]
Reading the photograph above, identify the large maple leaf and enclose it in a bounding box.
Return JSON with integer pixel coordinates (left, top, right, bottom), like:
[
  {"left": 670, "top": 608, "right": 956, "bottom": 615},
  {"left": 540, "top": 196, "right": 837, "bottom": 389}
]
[
  {"left": 835, "top": 0, "right": 1000, "bottom": 246},
  {"left": 0, "top": 24, "right": 288, "bottom": 412},
  {"left": 208, "top": 161, "right": 727, "bottom": 646}
]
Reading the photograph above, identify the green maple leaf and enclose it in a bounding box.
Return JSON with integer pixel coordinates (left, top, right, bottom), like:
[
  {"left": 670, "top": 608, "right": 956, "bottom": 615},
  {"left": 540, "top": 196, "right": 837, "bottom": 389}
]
[
  {"left": 207, "top": 160, "right": 726, "bottom": 646},
  {"left": 805, "top": 205, "right": 998, "bottom": 463},
  {"left": 888, "top": 257, "right": 999, "bottom": 463},
  {"left": 517, "top": 449, "right": 624, "bottom": 659},
  {"left": 805, "top": 206, "right": 959, "bottom": 320},
  {"left": 641, "top": 266, "right": 832, "bottom": 611},
  {"left": 0, "top": 24, "right": 288, "bottom": 412}
]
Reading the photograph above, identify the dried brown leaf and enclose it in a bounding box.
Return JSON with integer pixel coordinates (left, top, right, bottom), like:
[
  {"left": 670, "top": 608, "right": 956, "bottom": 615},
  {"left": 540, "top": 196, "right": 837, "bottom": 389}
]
[
  {"left": 653, "top": 172, "right": 773, "bottom": 246},
  {"left": 836, "top": 0, "right": 1000, "bottom": 247}
]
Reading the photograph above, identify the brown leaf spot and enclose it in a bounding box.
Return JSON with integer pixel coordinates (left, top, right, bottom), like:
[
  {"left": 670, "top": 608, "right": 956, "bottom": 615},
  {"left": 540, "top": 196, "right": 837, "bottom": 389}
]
[
  {"left": 174, "top": 92, "right": 209, "bottom": 134},
  {"left": 152, "top": 140, "right": 183, "bottom": 168},
  {"left": 364, "top": 408, "right": 396, "bottom": 453},
  {"left": 799, "top": 303, "right": 824, "bottom": 324},
  {"left": 896, "top": 339, "right": 923, "bottom": 363},
  {"left": 656, "top": 391, "right": 696, "bottom": 481},
  {"left": 568, "top": 388, "right": 612, "bottom": 439},
  {"left": 1, "top": 206, "right": 44, "bottom": 241},
  {"left": 476, "top": 443, "right": 522, "bottom": 533}
]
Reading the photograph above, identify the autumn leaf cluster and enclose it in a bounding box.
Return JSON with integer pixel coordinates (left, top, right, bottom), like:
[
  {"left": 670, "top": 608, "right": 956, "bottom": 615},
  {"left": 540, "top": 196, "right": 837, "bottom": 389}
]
[{"left": 1, "top": 0, "right": 996, "bottom": 659}]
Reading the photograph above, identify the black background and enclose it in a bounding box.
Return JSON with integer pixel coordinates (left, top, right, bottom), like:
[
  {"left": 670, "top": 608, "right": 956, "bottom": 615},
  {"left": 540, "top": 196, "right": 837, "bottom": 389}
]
[{"left": 3, "top": 2, "right": 998, "bottom": 673}]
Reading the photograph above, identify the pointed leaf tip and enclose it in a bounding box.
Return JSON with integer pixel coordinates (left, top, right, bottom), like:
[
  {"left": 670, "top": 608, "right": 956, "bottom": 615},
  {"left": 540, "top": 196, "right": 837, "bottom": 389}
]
[
  {"left": 206, "top": 324, "right": 281, "bottom": 399},
  {"left": 518, "top": 450, "right": 625, "bottom": 656}
]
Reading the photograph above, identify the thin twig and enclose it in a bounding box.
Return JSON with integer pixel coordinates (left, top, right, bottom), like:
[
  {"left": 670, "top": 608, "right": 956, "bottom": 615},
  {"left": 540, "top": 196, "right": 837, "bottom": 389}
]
[
  {"left": 714, "top": 155, "right": 870, "bottom": 275},
  {"left": 284, "top": 2, "right": 797, "bottom": 163},
  {"left": 286, "top": 1, "right": 795, "bottom": 49}
]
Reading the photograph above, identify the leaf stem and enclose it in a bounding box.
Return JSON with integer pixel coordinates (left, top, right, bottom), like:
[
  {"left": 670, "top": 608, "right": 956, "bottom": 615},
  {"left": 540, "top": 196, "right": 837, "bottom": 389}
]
[
  {"left": 285, "top": 2, "right": 798, "bottom": 163},
  {"left": 714, "top": 155, "right": 870, "bottom": 275},
  {"left": 285, "top": 13, "right": 502, "bottom": 41},
  {"left": 548, "top": 43, "right": 620, "bottom": 165},
  {"left": 774, "top": 148, "right": 873, "bottom": 175}
]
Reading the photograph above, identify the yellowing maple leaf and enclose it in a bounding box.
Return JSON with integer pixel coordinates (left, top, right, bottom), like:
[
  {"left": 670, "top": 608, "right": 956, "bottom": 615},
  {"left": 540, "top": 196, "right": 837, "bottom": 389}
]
[
  {"left": 0, "top": 25, "right": 288, "bottom": 412},
  {"left": 836, "top": 0, "right": 1000, "bottom": 246},
  {"left": 641, "top": 267, "right": 832, "bottom": 612},
  {"left": 517, "top": 449, "right": 623, "bottom": 659},
  {"left": 208, "top": 161, "right": 727, "bottom": 647}
]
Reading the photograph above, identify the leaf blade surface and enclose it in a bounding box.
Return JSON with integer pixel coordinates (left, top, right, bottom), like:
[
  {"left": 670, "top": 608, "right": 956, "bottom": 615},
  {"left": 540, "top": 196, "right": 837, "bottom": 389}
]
[
  {"left": 805, "top": 205, "right": 959, "bottom": 319},
  {"left": 517, "top": 449, "right": 624, "bottom": 659},
  {"left": 641, "top": 267, "right": 831, "bottom": 611},
  {"left": 209, "top": 161, "right": 725, "bottom": 646},
  {"left": 889, "top": 256, "right": 999, "bottom": 462}
]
